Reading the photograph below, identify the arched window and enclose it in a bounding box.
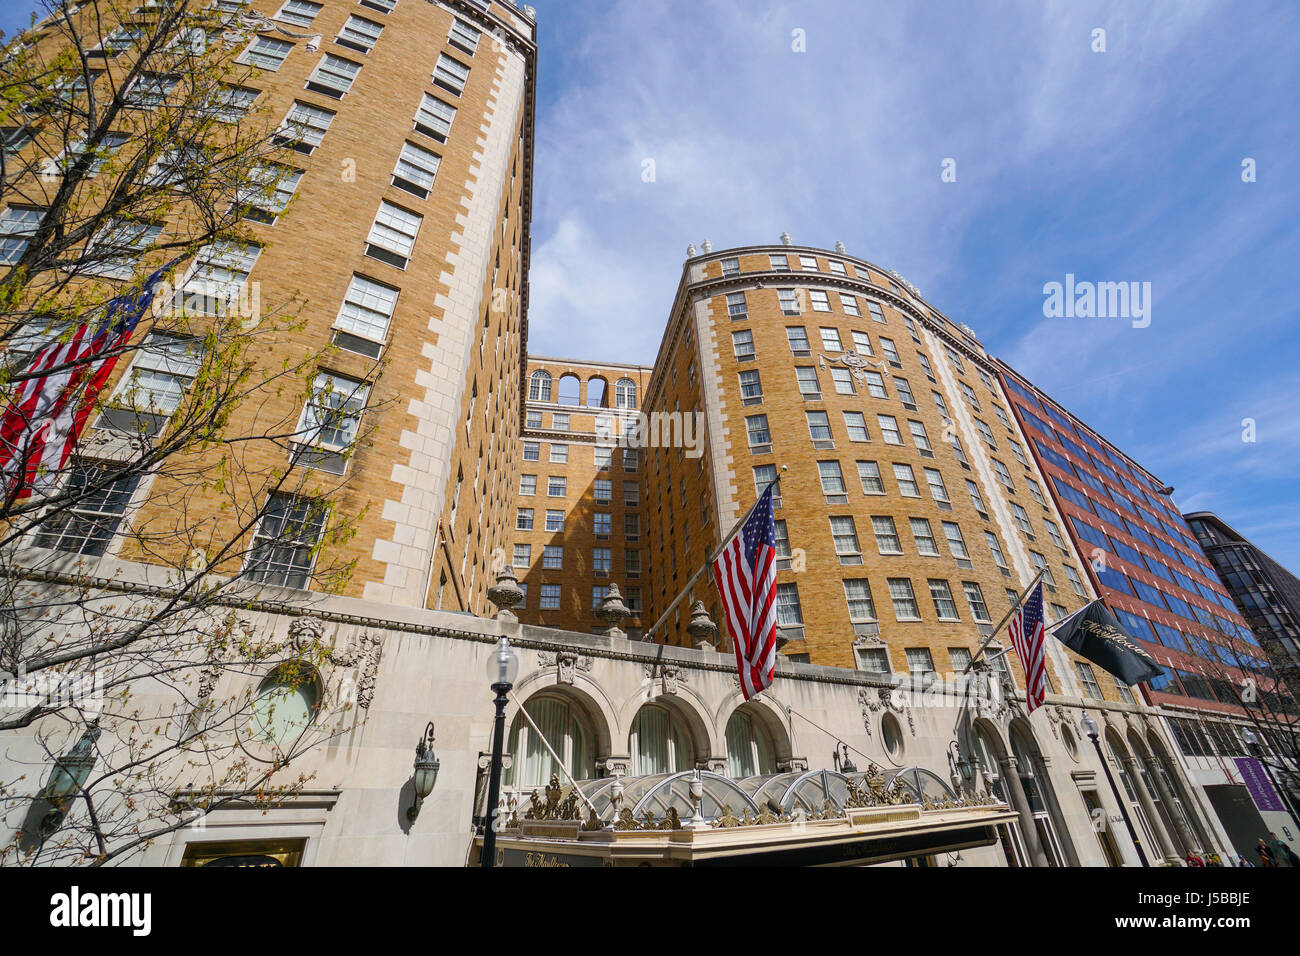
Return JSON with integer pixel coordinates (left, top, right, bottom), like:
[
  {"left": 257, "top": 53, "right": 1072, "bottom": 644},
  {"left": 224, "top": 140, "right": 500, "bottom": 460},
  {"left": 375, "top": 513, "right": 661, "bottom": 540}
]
[
  {"left": 615, "top": 377, "right": 637, "bottom": 409},
  {"left": 725, "top": 710, "right": 775, "bottom": 778},
  {"left": 505, "top": 695, "right": 592, "bottom": 788},
  {"left": 528, "top": 369, "right": 551, "bottom": 402},
  {"left": 585, "top": 377, "right": 607, "bottom": 408},
  {"left": 556, "top": 374, "right": 581, "bottom": 406},
  {"left": 629, "top": 704, "right": 693, "bottom": 775},
  {"left": 250, "top": 665, "right": 320, "bottom": 747}
]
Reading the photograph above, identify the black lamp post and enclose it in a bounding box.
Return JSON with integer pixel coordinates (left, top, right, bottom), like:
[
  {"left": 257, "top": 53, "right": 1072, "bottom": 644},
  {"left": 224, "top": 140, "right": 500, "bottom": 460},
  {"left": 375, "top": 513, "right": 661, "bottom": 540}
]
[
  {"left": 1082, "top": 712, "right": 1148, "bottom": 867},
  {"left": 1242, "top": 728, "right": 1300, "bottom": 831},
  {"left": 39, "top": 721, "right": 101, "bottom": 837},
  {"left": 406, "top": 722, "right": 440, "bottom": 823},
  {"left": 481, "top": 636, "right": 518, "bottom": 868}
]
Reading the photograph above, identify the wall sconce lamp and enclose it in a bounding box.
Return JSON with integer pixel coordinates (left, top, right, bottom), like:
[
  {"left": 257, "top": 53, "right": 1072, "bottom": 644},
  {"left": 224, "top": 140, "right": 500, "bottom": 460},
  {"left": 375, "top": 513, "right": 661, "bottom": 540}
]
[
  {"left": 407, "top": 721, "right": 440, "bottom": 824},
  {"left": 39, "top": 720, "right": 101, "bottom": 837},
  {"left": 832, "top": 741, "right": 856, "bottom": 775}
]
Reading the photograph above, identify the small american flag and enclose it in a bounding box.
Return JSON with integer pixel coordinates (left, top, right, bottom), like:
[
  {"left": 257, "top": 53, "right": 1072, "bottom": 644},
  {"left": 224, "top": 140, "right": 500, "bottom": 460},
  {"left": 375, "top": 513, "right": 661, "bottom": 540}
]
[
  {"left": 0, "top": 260, "right": 177, "bottom": 500},
  {"left": 712, "top": 483, "right": 778, "bottom": 700},
  {"left": 1008, "top": 581, "right": 1047, "bottom": 713}
]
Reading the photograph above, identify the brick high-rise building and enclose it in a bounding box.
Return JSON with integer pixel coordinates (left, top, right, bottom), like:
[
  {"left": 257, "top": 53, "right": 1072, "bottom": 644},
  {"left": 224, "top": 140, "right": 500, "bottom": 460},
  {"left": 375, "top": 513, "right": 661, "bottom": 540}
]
[
  {"left": 4, "top": 0, "right": 538, "bottom": 616},
  {"left": 512, "top": 356, "right": 653, "bottom": 634},
  {"left": 636, "top": 240, "right": 1119, "bottom": 706}
]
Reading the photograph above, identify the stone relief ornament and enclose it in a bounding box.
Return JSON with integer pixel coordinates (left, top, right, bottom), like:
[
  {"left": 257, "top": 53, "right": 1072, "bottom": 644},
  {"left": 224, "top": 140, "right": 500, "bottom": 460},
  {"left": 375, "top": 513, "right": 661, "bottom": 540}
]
[
  {"left": 539, "top": 649, "right": 593, "bottom": 684},
  {"left": 643, "top": 662, "right": 688, "bottom": 695},
  {"left": 819, "top": 349, "right": 893, "bottom": 382},
  {"left": 224, "top": 11, "right": 321, "bottom": 51},
  {"left": 858, "top": 686, "right": 885, "bottom": 736}
]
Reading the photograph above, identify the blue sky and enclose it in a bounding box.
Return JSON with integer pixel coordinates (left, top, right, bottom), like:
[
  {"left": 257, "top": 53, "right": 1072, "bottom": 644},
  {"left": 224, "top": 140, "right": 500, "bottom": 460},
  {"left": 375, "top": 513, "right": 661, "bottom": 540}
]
[{"left": 4, "top": 2, "right": 1297, "bottom": 570}]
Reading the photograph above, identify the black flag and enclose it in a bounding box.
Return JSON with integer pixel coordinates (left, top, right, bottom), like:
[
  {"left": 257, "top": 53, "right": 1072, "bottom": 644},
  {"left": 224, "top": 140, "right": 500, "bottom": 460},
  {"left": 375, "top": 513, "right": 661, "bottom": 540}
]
[{"left": 1052, "top": 600, "right": 1165, "bottom": 686}]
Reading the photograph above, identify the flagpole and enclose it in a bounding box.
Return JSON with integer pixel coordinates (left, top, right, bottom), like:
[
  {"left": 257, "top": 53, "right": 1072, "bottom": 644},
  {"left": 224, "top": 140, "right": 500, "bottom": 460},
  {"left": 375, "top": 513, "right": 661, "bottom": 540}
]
[
  {"left": 962, "top": 568, "right": 1046, "bottom": 673},
  {"left": 641, "top": 467, "right": 786, "bottom": 646}
]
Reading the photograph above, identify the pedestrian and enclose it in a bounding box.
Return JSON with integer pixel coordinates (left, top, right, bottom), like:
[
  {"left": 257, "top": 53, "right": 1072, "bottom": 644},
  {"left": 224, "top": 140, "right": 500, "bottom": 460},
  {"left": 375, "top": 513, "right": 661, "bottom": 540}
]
[
  {"left": 1256, "top": 838, "right": 1274, "bottom": 867},
  {"left": 1207, "top": 852, "right": 1223, "bottom": 867},
  {"left": 1186, "top": 852, "right": 1205, "bottom": 867},
  {"left": 1268, "top": 832, "right": 1298, "bottom": 867},
  {"left": 1236, "top": 854, "right": 1254, "bottom": 867}
]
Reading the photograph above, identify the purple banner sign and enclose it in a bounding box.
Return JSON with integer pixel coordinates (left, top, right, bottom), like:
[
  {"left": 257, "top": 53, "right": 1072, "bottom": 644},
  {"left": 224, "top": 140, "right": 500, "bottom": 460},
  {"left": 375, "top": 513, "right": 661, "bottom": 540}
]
[{"left": 1235, "top": 757, "right": 1286, "bottom": 813}]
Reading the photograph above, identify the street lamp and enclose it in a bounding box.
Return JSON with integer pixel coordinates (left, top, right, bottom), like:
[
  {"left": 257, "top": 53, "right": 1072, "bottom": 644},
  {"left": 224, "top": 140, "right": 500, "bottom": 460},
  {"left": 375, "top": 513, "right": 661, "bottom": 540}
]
[
  {"left": 948, "top": 740, "right": 974, "bottom": 788},
  {"left": 39, "top": 721, "right": 101, "bottom": 837},
  {"left": 481, "top": 636, "right": 518, "bottom": 868},
  {"left": 406, "top": 721, "right": 440, "bottom": 823},
  {"left": 1242, "top": 728, "right": 1300, "bottom": 831},
  {"left": 1082, "top": 712, "right": 1149, "bottom": 867}
]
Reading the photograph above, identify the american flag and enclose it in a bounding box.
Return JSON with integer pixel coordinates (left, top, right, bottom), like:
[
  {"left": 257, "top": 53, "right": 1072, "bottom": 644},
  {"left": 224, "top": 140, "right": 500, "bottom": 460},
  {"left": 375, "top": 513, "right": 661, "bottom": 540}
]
[
  {"left": 1008, "top": 581, "right": 1047, "bottom": 713},
  {"left": 712, "top": 483, "right": 778, "bottom": 700},
  {"left": 0, "top": 260, "right": 176, "bottom": 500}
]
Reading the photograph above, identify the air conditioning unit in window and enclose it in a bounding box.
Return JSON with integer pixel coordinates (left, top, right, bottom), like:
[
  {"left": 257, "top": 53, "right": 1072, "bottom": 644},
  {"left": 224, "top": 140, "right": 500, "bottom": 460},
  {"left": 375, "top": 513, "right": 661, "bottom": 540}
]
[{"left": 812, "top": 440, "right": 835, "bottom": 451}]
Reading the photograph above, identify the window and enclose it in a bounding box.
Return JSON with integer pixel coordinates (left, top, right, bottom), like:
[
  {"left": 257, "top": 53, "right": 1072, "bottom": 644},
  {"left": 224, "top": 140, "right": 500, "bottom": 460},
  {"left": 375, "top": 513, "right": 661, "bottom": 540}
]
[
  {"left": 540, "top": 584, "right": 561, "bottom": 609},
  {"left": 0, "top": 206, "right": 41, "bottom": 264},
  {"left": 830, "top": 516, "right": 861, "bottom": 563},
  {"left": 889, "top": 579, "right": 921, "bottom": 620},
  {"left": 805, "top": 410, "right": 832, "bottom": 444},
  {"left": 798, "top": 254, "right": 818, "bottom": 270},
  {"left": 841, "top": 293, "right": 861, "bottom": 316},
  {"left": 623, "top": 448, "right": 639, "bottom": 471},
  {"left": 773, "top": 520, "right": 791, "bottom": 568},
  {"left": 859, "top": 371, "right": 886, "bottom": 399},
  {"left": 516, "top": 508, "right": 533, "bottom": 530},
  {"left": 851, "top": 330, "right": 873, "bottom": 354},
  {"left": 1045, "top": 519, "right": 1065, "bottom": 549},
  {"left": 448, "top": 17, "right": 481, "bottom": 54},
  {"left": 1065, "top": 564, "right": 1086, "bottom": 597},
  {"left": 732, "top": 329, "right": 755, "bottom": 360},
  {"left": 391, "top": 141, "right": 441, "bottom": 198},
  {"left": 842, "top": 579, "right": 877, "bottom": 621},
  {"left": 239, "top": 36, "right": 293, "bottom": 70},
  {"left": 180, "top": 240, "right": 260, "bottom": 311},
  {"left": 975, "top": 419, "right": 997, "bottom": 448},
  {"left": 528, "top": 369, "right": 552, "bottom": 402},
  {"left": 878, "top": 414, "right": 903, "bottom": 445},
  {"left": 818, "top": 460, "right": 846, "bottom": 497},
  {"left": 336, "top": 15, "right": 383, "bottom": 53},
  {"left": 769, "top": 253, "right": 790, "bottom": 271},
  {"left": 433, "top": 54, "right": 470, "bottom": 96},
  {"left": 726, "top": 291, "right": 748, "bottom": 320},
  {"left": 246, "top": 494, "right": 328, "bottom": 589},
  {"left": 625, "top": 549, "right": 641, "bottom": 577},
  {"left": 960, "top": 380, "right": 980, "bottom": 410},
  {"left": 99, "top": 333, "right": 203, "bottom": 434},
  {"left": 1075, "top": 662, "right": 1104, "bottom": 699},
  {"left": 872, "top": 516, "right": 902, "bottom": 554},
  {"left": 754, "top": 465, "right": 782, "bottom": 507},
  {"left": 277, "top": 101, "right": 335, "bottom": 152},
  {"left": 778, "top": 288, "right": 801, "bottom": 315},
  {"left": 966, "top": 480, "right": 988, "bottom": 517},
  {"left": 746, "top": 414, "right": 771, "bottom": 451},
  {"left": 911, "top": 517, "right": 939, "bottom": 556},
  {"left": 84, "top": 219, "right": 161, "bottom": 279},
  {"left": 786, "top": 326, "right": 811, "bottom": 354},
  {"left": 519, "top": 474, "right": 536, "bottom": 495},
  {"left": 739, "top": 368, "right": 763, "bottom": 403},
  {"left": 238, "top": 163, "right": 302, "bottom": 221},
  {"left": 986, "top": 532, "right": 1008, "bottom": 569},
  {"left": 543, "top": 545, "right": 563, "bottom": 569},
  {"left": 843, "top": 411, "right": 870, "bottom": 442},
  {"left": 512, "top": 543, "right": 531, "bottom": 568},
  {"left": 929, "top": 579, "right": 959, "bottom": 620},
  {"left": 593, "top": 547, "right": 611, "bottom": 574},
  {"left": 545, "top": 509, "right": 565, "bottom": 532},
  {"left": 795, "top": 367, "right": 820, "bottom": 398},
  {"left": 62, "top": 132, "right": 129, "bottom": 176},
  {"left": 923, "top": 467, "right": 949, "bottom": 504},
  {"left": 811, "top": 292, "right": 832, "bottom": 315},
  {"left": 857, "top": 460, "right": 884, "bottom": 494},
  {"left": 963, "top": 582, "right": 991, "bottom": 622},
  {"left": 893, "top": 463, "right": 919, "bottom": 497},
  {"left": 991, "top": 458, "right": 1014, "bottom": 490},
  {"left": 414, "top": 93, "right": 456, "bottom": 142},
  {"left": 880, "top": 338, "right": 901, "bottom": 366},
  {"left": 829, "top": 368, "right": 855, "bottom": 395},
  {"left": 775, "top": 583, "right": 803, "bottom": 625},
  {"left": 867, "top": 300, "right": 886, "bottom": 324},
  {"left": 905, "top": 647, "right": 936, "bottom": 676},
  {"left": 932, "top": 391, "right": 950, "bottom": 417},
  {"left": 276, "top": 0, "right": 322, "bottom": 27},
  {"left": 551, "top": 412, "right": 570, "bottom": 432},
  {"left": 365, "top": 201, "right": 421, "bottom": 268},
  {"left": 942, "top": 522, "right": 970, "bottom": 560},
  {"left": 298, "top": 372, "right": 369, "bottom": 450},
  {"left": 1027, "top": 478, "right": 1047, "bottom": 509},
  {"left": 522, "top": 442, "right": 540, "bottom": 462},
  {"left": 894, "top": 377, "right": 916, "bottom": 408},
  {"left": 547, "top": 475, "right": 566, "bottom": 496},
  {"left": 32, "top": 463, "right": 140, "bottom": 556},
  {"left": 1030, "top": 550, "right": 1056, "bottom": 588},
  {"left": 721, "top": 256, "right": 740, "bottom": 276},
  {"left": 1011, "top": 502, "right": 1033, "bottom": 535},
  {"left": 332, "top": 274, "right": 398, "bottom": 352}
]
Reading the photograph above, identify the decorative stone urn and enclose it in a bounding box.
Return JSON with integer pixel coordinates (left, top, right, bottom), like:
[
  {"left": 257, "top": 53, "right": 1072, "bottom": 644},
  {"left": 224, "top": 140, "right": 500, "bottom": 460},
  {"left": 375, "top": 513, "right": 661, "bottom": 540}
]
[
  {"left": 595, "top": 583, "right": 632, "bottom": 639},
  {"left": 486, "top": 566, "right": 525, "bottom": 623},
  {"left": 685, "top": 601, "right": 719, "bottom": 651}
]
